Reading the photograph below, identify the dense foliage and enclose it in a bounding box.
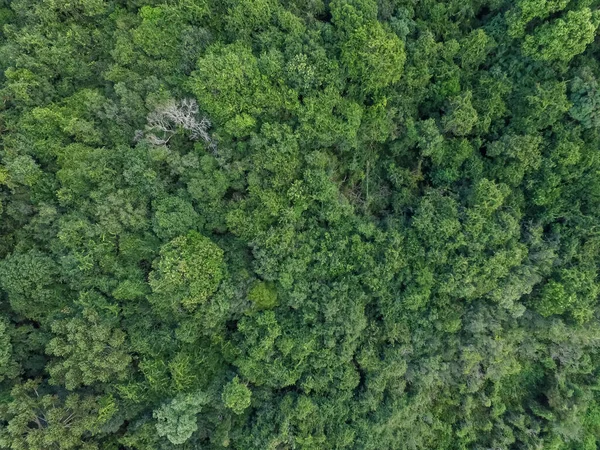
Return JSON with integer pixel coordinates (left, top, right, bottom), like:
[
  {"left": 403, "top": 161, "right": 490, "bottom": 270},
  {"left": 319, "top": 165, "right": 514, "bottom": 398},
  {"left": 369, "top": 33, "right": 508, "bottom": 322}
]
[{"left": 1, "top": 0, "right": 600, "bottom": 448}]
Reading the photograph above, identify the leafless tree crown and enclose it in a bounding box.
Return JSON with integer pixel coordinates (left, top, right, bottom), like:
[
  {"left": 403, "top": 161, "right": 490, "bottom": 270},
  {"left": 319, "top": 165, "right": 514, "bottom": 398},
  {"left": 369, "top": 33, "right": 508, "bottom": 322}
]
[{"left": 139, "top": 98, "right": 214, "bottom": 149}]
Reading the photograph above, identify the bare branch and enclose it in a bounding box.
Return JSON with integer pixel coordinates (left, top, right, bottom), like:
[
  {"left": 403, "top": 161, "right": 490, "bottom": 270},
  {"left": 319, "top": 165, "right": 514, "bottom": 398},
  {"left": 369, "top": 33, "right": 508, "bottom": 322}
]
[{"left": 142, "top": 98, "right": 215, "bottom": 149}]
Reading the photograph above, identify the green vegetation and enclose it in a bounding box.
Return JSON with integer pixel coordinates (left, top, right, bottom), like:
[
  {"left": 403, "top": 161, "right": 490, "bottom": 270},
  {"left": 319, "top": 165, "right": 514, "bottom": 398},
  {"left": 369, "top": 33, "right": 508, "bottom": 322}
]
[{"left": 1, "top": 0, "right": 600, "bottom": 448}]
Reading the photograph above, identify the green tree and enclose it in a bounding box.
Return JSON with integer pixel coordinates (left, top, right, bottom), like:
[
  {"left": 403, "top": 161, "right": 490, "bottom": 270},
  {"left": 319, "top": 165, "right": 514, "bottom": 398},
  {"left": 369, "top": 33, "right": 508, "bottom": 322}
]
[
  {"left": 45, "top": 302, "right": 131, "bottom": 390},
  {"left": 341, "top": 22, "right": 406, "bottom": 94},
  {"left": 153, "top": 390, "right": 208, "bottom": 445},
  {"left": 506, "top": 0, "right": 570, "bottom": 38},
  {"left": 0, "top": 380, "right": 113, "bottom": 450},
  {"left": 0, "top": 249, "right": 69, "bottom": 321},
  {"left": 442, "top": 91, "right": 478, "bottom": 136},
  {"left": 222, "top": 376, "right": 252, "bottom": 415},
  {"left": 149, "top": 231, "right": 225, "bottom": 313},
  {"left": 248, "top": 281, "right": 278, "bottom": 310},
  {"left": 152, "top": 196, "right": 200, "bottom": 241},
  {"left": 0, "top": 319, "right": 20, "bottom": 382},
  {"left": 569, "top": 66, "right": 600, "bottom": 129},
  {"left": 522, "top": 8, "right": 600, "bottom": 64},
  {"left": 3, "top": 0, "right": 600, "bottom": 448}
]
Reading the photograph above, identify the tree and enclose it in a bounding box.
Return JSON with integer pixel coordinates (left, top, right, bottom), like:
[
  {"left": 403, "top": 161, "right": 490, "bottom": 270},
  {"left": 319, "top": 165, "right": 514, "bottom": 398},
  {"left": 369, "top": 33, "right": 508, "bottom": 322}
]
[
  {"left": 153, "top": 390, "right": 208, "bottom": 445},
  {"left": 140, "top": 98, "right": 214, "bottom": 147},
  {"left": 340, "top": 22, "right": 406, "bottom": 94},
  {"left": 442, "top": 91, "right": 478, "bottom": 136},
  {"left": 569, "top": 66, "right": 600, "bottom": 129},
  {"left": 522, "top": 8, "right": 600, "bottom": 64},
  {"left": 45, "top": 301, "right": 131, "bottom": 390},
  {"left": 3, "top": 0, "right": 600, "bottom": 448},
  {"left": 188, "top": 42, "right": 296, "bottom": 138},
  {"left": 506, "top": 0, "right": 570, "bottom": 38},
  {"left": 0, "top": 249, "right": 69, "bottom": 321},
  {"left": 459, "top": 29, "right": 493, "bottom": 70},
  {"left": 0, "top": 318, "right": 20, "bottom": 382},
  {"left": 149, "top": 231, "right": 225, "bottom": 313},
  {"left": 222, "top": 376, "right": 252, "bottom": 415},
  {"left": 0, "top": 379, "right": 113, "bottom": 450},
  {"left": 248, "top": 281, "right": 278, "bottom": 310},
  {"left": 152, "top": 196, "right": 200, "bottom": 241}
]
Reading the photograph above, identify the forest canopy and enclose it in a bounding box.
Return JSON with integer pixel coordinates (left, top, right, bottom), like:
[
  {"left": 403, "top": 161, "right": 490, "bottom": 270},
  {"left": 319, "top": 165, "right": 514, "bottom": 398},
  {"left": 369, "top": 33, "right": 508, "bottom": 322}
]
[{"left": 1, "top": 0, "right": 600, "bottom": 448}]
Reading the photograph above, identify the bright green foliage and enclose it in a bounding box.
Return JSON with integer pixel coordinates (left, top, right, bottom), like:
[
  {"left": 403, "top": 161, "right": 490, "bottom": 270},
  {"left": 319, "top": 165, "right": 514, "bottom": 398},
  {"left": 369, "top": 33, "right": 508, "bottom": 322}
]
[
  {"left": 542, "top": 268, "right": 600, "bottom": 322},
  {"left": 519, "top": 81, "right": 572, "bottom": 131},
  {"left": 225, "top": 0, "right": 276, "bottom": 36},
  {"left": 188, "top": 42, "right": 295, "bottom": 137},
  {"left": 133, "top": 6, "right": 186, "bottom": 59},
  {"left": 486, "top": 133, "right": 543, "bottom": 185},
  {"left": 248, "top": 281, "right": 278, "bottom": 310},
  {"left": 149, "top": 231, "right": 225, "bottom": 312},
  {"left": 222, "top": 376, "right": 252, "bottom": 414},
  {"left": 536, "top": 281, "right": 573, "bottom": 317},
  {"left": 522, "top": 8, "right": 600, "bottom": 63},
  {"left": 506, "top": 0, "right": 570, "bottom": 38},
  {"left": 459, "top": 29, "right": 493, "bottom": 69},
  {"left": 332, "top": 0, "right": 405, "bottom": 94},
  {"left": 341, "top": 22, "right": 405, "bottom": 93}
]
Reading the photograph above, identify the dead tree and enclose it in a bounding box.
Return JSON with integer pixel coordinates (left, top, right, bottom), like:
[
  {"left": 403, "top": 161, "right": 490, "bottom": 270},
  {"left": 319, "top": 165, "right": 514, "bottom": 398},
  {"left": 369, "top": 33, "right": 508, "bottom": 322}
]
[{"left": 140, "top": 98, "right": 215, "bottom": 150}]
